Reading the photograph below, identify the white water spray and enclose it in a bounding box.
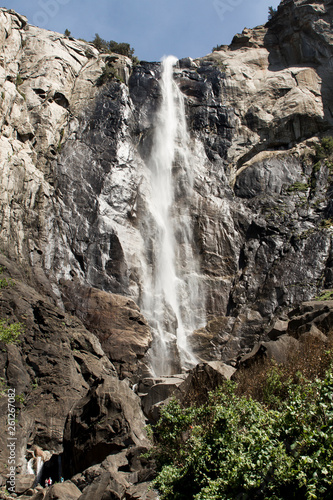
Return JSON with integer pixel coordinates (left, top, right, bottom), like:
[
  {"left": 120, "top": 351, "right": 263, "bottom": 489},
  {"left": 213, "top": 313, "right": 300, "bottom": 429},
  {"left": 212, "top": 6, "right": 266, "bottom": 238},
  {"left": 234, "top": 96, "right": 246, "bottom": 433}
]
[
  {"left": 27, "top": 456, "right": 44, "bottom": 486},
  {"left": 141, "top": 56, "right": 205, "bottom": 375}
]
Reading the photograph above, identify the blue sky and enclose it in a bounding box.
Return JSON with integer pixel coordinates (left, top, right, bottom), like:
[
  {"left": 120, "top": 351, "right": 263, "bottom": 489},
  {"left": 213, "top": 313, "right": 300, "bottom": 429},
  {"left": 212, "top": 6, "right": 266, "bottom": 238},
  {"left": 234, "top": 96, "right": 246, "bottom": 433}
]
[{"left": 4, "top": 0, "right": 281, "bottom": 61}]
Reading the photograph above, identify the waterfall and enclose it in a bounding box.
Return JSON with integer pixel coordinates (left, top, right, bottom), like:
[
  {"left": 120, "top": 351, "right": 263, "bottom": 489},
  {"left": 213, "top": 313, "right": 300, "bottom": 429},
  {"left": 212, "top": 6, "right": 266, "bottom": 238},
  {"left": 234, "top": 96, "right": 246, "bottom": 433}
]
[
  {"left": 141, "top": 55, "right": 205, "bottom": 376},
  {"left": 27, "top": 456, "right": 44, "bottom": 486}
]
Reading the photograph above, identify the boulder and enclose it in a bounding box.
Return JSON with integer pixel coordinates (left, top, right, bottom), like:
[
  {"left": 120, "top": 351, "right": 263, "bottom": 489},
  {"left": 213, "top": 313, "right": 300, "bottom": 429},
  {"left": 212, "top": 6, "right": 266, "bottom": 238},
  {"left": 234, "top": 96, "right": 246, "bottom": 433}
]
[
  {"left": 287, "top": 300, "right": 333, "bottom": 337},
  {"left": 63, "top": 378, "right": 149, "bottom": 477},
  {"left": 78, "top": 472, "right": 126, "bottom": 500},
  {"left": 299, "top": 324, "right": 327, "bottom": 343},
  {"left": 262, "top": 336, "right": 299, "bottom": 365},
  {"left": 177, "top": 362, "right": 236, "bottom": 406},
  {"left": 267, "top": 319, "right": 289, "bottom": 340},
  {"left": 125, "top": 482, "right": 159, "bottom": 499},
  {"left": 43, "top": 481, "right": 81, "bottom": 500},
  {"left": 139, "top": 362, "right": 237, "bottom": 419},
  {"left": 70, "top": 447, "right": 155, "bottom": 500},
  {"left": 238, "top": 335, "right": 300, "bottom": 367},
  {"left": 15, "top": 474, "right": 35, "bottom": 494},
  {"left": 140, "top": 376, "right": 186, "bottom": 418}
]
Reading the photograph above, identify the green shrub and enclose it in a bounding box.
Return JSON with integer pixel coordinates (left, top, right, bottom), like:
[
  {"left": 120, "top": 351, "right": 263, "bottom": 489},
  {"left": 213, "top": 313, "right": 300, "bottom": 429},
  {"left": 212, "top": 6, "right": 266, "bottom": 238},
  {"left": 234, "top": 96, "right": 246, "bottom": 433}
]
[
  {"left": 92, "top": 33, "right": 135, "bottom": 59},
  {"left": 0, "top": 267, "right": 14, "bottom": 288},
  {"left": 316, "top": 290, "right": 333, "bottom": 301},
  {"left": 286, "top": 181, "right": 309, "bottom": 193},
  {"left": 268, "top": 6, "right": 277, "bottom": 20},
  {"left": 314, "top": 136, "right": 333, "bottom": 162},
  {"left": 149, "top": 331, "right": 333, "bottom": 499},
  {"left": 64, "top": 28, "right": 71, "bottom": 37},
  {"left": 320, "top": 218, "right": 333, "bottom": 228},
  {"left": 16, "top": 74, "right": 23, "bottom": 87},
  {"left": 321, "top": 136, "right": 333, "bottom": 155},
  {"left": 212, "top": 45, "right": 223, "bottom": 52},
  {"left": 149, "top": 369, "right": 333, "bottom": 499},
  {"left": 0, "top": 377, "right": 7, "bottom": 397},
  {"left": 96, "top": 64, "right": 121, "bottom": 86},
  {"left": 0, "top": 320, "right": 23, "bottom": 344}
]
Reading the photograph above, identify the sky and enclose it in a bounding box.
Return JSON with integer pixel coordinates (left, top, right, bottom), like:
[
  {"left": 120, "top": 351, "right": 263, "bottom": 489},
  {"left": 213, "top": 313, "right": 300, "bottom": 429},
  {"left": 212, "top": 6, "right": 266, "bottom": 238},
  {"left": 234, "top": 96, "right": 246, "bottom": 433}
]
[{"left": 3, "top": 0, "right": 281, "bottom": 62}]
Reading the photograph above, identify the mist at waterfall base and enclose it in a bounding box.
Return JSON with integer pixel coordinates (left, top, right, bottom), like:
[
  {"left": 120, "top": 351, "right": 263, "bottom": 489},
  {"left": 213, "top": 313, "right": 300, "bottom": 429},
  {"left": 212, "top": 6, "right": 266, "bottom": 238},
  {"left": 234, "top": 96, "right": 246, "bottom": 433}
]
[{"left": 140, "top": 55, "right": 206, "bottom": 377}]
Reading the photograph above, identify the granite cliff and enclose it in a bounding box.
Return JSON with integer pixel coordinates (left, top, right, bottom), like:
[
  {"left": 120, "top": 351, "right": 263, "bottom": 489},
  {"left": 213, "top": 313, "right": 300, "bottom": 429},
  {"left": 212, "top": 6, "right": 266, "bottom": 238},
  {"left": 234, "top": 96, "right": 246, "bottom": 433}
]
[{"left": 0, "top": 0, "right": 333, "bottom": 497}]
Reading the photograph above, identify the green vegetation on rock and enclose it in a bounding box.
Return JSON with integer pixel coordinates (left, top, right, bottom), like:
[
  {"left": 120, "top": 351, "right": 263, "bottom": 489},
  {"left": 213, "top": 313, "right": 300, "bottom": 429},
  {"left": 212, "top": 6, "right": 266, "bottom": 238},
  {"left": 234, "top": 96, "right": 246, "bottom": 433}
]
[
  {"left": 96, "top": 64, "right": 123, "bottom": 86},
  {"left": 0, "top": 320, "right": 23, "bottom": 344},
  {"left": 92, "top": 33, "right": 136, "bottom": 60},
  {"left": 148, "top": 337, "right": 333, "bottom": 500},
  {"left": 316, "top": 289, "right": 333, "bottom": 301},
  {"left": 0, "top": 267, "right": 22, "bottom": 344},
  {"left": 314, "top": 137, "right": 333, "bottom": 161},
  {"left": 286, "top": 181, "right": 309, "bottom": 193},
  {"left": 212, "top": 44, "right": 224, "bottom": 52},
  {"left": 268, "top": 6, "right": 277, "bottom": 20}
]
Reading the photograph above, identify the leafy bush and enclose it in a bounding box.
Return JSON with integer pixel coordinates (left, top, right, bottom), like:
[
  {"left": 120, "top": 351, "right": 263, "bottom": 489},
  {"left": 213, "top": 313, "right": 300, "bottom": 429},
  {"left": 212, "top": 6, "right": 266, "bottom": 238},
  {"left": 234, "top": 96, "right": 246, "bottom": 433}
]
[
  {"left": 149, "top": 369, "right": 333, "bottom": 499},
  {"left": 0, "top": 320, "right": 23, "bottom": 344},
  {"left": 148, "top": 332, "right": 333, "bottom": 499},
  {"left": 321, "top": 137, "right": 333, "bottom": 155},
  {"left": 0, "top": 266, "right": 14, "bottom": 289},
  {"left": 317, "top": 290, "right": 333, "bottom": 301},
  {"left": 320, "top": 218, "right": 333, "bottom": 229},
  {"left": 314, "top": 137, "right": 333, "bottom": 161},
  {"left": 96, "top": 64, "right": 122, "bottom": 86},
  {"left": 92, "top": 33, "right": 135, "bottom": 59}
]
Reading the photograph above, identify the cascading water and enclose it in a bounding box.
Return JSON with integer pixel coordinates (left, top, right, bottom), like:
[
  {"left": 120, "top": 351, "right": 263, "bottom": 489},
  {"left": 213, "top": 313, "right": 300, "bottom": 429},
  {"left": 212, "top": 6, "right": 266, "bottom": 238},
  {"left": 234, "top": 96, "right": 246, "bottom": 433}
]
[
  {"left": 141, "top": 55, "right": 205, "bottom": 376},
  {"left": 27, "top": 456, "right": 44, "bottom": 486}
]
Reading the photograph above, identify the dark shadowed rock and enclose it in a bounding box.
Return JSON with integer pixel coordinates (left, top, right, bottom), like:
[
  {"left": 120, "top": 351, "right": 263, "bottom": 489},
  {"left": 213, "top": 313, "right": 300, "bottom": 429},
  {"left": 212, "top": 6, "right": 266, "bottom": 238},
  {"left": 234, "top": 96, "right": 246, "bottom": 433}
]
[
  {"left": 78, "top": 471, "right": 126, "bottom": 500},
  {"left": 0, "top": 256, "right": 150, "bottom": 495},
  {"left": 267, "top": 319, "right": 289, "bottom": 340},
  {"left": 70, "top": 447, "right": 155, "bottom": 500},
  {"left": 63, "top": 378, "right": 149, "bottom": 477},
  {"left": 178, "top": 362, "right": 236, "bottom": 406},
  {"left": 238, "top": 335, "right": 300, "bottom": 367},
  {"left": 287, "top": 300, "right": 333, "bottom": 337}
]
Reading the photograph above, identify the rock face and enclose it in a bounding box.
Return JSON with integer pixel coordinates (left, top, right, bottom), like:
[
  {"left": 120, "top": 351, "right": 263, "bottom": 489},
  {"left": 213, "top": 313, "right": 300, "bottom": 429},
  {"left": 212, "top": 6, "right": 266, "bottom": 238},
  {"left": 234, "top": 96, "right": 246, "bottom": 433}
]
[
  {"left": 0, "top": 255, "right": 150, "bottom": 498},
  {"left": 1, "top": 1, "right": 333, "bottom": 496},
  {"left": 1, "top": 2, "right": 333, "bottom": 368},
  {"left": 61, "top": 281, "right": 152, "bottom": 381}
]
